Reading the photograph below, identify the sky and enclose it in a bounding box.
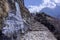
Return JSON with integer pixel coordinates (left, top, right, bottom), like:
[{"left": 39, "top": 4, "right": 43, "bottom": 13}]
[{"left": 24, "top": 0, "right": 60, "bottom": 18}]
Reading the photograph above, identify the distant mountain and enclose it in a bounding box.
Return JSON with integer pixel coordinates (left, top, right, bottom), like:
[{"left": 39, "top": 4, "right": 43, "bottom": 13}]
[{"left": 40, "top": 5, "right": 60, "bottom": 19}]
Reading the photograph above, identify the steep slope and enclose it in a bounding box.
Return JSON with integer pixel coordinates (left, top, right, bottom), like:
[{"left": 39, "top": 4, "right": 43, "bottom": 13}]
[
  {"left": 20, "top": 17, "right": 57, "bottom": 40},
  {"left": 34, "top": 12, "right": 60, "bottom": 40}
]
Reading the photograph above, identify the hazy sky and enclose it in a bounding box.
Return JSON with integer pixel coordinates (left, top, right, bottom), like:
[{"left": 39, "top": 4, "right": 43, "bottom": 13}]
[{"left": 24, "top": 0, "right": 60, "bottom": 18}]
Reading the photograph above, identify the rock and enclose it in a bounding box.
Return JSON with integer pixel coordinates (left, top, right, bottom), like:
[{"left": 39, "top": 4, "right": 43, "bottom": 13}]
[
  {"left": 0, "top": 0, "right": 31, "bottom": 29},
  {"left": 0, "top": 0, "right": 9, "bottom": 29},
  {"left": 20, "top": 15, "right": 57, "bottom": 40},
  {"left": 34, "top": 12, "right": 60, "bottom": 40}
]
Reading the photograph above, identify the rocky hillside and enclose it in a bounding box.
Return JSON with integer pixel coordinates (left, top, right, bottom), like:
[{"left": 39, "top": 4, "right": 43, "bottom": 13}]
[
  {"left": 33, "top": 12, "right": 60, "bottom": 40},
  {"left": 0, "top": 0, "right": 31, "bottom": 29},
  {"left": 0, "top": 0, "right": 60, "bottom": 40}
]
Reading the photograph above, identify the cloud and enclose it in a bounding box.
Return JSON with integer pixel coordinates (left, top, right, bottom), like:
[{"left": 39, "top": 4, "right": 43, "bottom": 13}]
[
  {"left": 28, "top": 5, "right": 46, "bottom": 13},
  {"left": 53, "top": 0, "right": 60, "bottom": 3},
  {"left": 28, "top": 0, "right": 60, "bottom": 13},
  {"left": 53, "top": 0, "right": 60, "bottom": 6}
]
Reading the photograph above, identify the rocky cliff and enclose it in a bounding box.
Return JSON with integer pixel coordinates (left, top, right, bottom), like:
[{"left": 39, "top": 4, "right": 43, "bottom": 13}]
[
  {"left": 0, "top": 0, "right": 9, "bottom": 29},
  {"left": 0, "top": 0, "right": 59, "bottom": 40},
  {"left": 0, "top": 0, "right": 31, "bottom": 29}
]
